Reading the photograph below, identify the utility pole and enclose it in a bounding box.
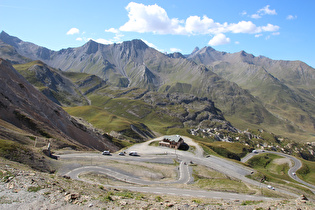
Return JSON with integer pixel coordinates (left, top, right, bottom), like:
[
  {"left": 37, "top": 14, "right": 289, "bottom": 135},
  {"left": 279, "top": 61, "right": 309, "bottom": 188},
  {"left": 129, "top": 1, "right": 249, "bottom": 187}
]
[
  {"left": 47, "top": 142, "right": 51, "bottom": 157},
  {"left": 175, "top": 146, "right": 178, "bottom": 159},
  {"left": 260, "top": 178, "right": 264, "bottom": 195},
  {"left": 34, "top": 137, "right": 37, "bottom": 147}
]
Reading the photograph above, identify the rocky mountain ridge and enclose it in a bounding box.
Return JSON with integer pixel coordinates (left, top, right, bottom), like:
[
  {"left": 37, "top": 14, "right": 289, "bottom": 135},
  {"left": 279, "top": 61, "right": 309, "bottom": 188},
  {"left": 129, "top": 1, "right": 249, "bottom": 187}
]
[
  {"left": 188, "top": 46, "right": 315, "bottom": 135},
  {"left": 1, "top": 31, "right": 314, "bottom": 140},
  {"left": 14, "top": 60, "right": 90, "bottom": 106}
]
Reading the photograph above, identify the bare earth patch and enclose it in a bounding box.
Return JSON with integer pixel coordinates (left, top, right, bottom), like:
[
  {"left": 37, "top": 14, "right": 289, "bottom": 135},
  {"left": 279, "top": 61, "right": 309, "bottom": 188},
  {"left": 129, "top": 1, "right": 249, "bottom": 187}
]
[{"left": 272, "top": 157, "right": 293, "bottom": 167}]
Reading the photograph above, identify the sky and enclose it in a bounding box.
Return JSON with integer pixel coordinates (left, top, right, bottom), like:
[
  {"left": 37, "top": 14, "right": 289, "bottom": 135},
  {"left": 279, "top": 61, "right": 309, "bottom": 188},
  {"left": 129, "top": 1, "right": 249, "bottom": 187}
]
[{"left": 1, "top": 0, "right": 314, "bottom": 67}]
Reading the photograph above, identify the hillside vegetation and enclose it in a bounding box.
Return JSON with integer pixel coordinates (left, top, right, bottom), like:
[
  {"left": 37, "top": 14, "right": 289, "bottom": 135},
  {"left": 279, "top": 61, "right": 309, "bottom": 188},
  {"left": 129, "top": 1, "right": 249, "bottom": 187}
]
[
  {"left": 2, "top": 31, "right": 314, "bottom": 142},
  {"left": 0, "top": 32, "right": 315, "bottom": 165}
]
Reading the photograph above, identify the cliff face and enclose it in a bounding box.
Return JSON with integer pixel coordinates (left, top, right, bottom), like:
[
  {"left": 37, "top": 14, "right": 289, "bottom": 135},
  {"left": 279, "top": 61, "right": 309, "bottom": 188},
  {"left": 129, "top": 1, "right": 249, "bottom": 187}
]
[{"left": 0, "top": 58, "right": 118, "bottom": 151}]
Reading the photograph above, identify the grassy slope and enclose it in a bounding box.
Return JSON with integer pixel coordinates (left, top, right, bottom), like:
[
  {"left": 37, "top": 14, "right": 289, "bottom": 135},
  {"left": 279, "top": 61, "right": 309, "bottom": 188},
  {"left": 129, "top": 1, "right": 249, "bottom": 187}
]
[
  {"left": 247, "top": 153, "right": 315, "bottom": 187},
  {"left": 245, "top": 153, "right": 315, "bottom": 197},
  {"left": 212, "top": 63, "right": 315, "bottom": 142},
  {"left": 198, "top": 141, "right": 251, "bottom": 161},
  {"left": 0, "top": 139, "right": 54, "bottom": 172},
  {"left": 297, "top": 159, "right": 315, "bottom": 186},
  {"left": 192, "top": 165, "right": 254, "bottom": 194},
  {"left": 63, "top": 105, "right": 133, "bottom": 133},
  {"left": 247, "top": 153, "right": 292, "bottom": 183},
  {"left": 13, "top": 61, "right": 89, "bottom": 106},
  {"left": 87, "top": 93, "right": 185, "bottom": 134},
  {"left": 13, "top": 61, "right": 47, "bottom": 89}
]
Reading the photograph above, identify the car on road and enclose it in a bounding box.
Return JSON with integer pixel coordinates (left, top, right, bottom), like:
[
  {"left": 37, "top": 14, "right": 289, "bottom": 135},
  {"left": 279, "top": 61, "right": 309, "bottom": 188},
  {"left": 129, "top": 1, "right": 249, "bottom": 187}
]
[
  {"left": 252, "top": 150, "right": 258, "bottom": 153},
  {"left": 102, "top": 151, "right": 111, "bottom": 155},
  {"left": 129, "top": 151, "right": 138, "bottom": 156},
  {"left": 119, "top": 152, "right": 125, "bottom": 156},
  {"left": 267, "top": 185, "right": 275, "bottom": 190}
]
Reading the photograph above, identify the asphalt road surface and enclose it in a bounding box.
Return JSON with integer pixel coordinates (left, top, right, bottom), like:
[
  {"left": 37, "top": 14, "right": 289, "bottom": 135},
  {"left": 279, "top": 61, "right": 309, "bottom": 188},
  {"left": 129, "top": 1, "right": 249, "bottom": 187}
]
[
  {"left": 59, "top": 136, "right": 302, "bottom": 199},
  {"left": 63, "top": 165, "right": 273, "bottom": 201},
  {"left": 241, "top": 150, "right": 315, "bottom": 193}
]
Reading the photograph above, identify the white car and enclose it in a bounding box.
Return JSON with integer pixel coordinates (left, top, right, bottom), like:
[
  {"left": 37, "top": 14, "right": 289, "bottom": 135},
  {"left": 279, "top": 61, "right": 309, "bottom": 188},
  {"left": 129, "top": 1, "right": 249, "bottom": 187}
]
[
  {"left": 129, "top": 151, "right": 138, "bottom": 156},
  {"left": 102, "top": 151, "right": 110, "bottom": 155}
]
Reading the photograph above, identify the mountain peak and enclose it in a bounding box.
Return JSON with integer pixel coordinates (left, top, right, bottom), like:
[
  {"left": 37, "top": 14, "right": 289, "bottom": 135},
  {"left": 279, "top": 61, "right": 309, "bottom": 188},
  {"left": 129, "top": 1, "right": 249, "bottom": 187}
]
[
  {"left": 205, "top": 46, "right": 216, "bottom": 52},
  {"left": 0, "top": 31, "right": 22, "bottom": 48},
  {"left": 238, "top": 50, "right": 252, "bottom": 57},
  {"left": 237, "top": 50, "right": 255, "bottom": 60},
  {"left": 192, "top": 47, "right": 200, "bottom": 53},
  {"left": 122, "top": 39, "right": 149, "bottom": 50},
  {"left": 84, "top": 39, "right": 100, "bottom": 54},
  {"left": 0, "top": 30, "right": 9, "bottom": 37},
  {"left": 189, "top": 47, "right": 200, "bottom": 56}
]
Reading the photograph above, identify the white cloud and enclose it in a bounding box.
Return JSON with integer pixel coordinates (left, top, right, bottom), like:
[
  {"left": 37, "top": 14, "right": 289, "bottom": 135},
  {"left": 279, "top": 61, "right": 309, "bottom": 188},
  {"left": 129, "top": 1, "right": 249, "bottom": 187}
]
[
  {"left": 66, "top": 28, "right": 80, "bottom": 35},
  {"left": 170, "top": 48, "right": 182, "bottom": 52},
  {"left": 235, "top": 41, "right": 240, "bottom": 45},
  {"left": 105, "top": 27, "right": 124, "bottom": 42},
  {"left": 185, "top": 15, "right": 222, "bottom": 34},
  {"left": 76, "top": 37, "right": 83, "bottom": 41},
  {"left": 251, "top": 5, "right": 277, "bottom": 19},
  {"left": 261, "top": 23, "right": 279, "bottom": 32},
  {"left": 119, "top": 2, "right": 279, "bottom": 36},
  {"left": 241, "top": 11, "right": 247, "bottom": 16},
  {"left": 105, "top": 28, "right": 119, "bottom": 33},
  {"left": 258, "top": 5, "right": 277, "bottom": 15},
  {"left": 251, "top": 14, "right": 261, "bottom": 19},
  {"left": 272, "top": 32, "right": 280, "bottom": 36},
  {"left": 113, "top": 33, "right": 124, "bottom": 41},
  {"left": 117, "top": 2, "right": 280, "bottom": 47},
  {"left": 228, "top": 21, "right": 260, "bottom": 34},
  {"left": 119, "top": 2, "right": 183, "bottom": 34},
  {"left": 227, "top": 21, "right": 279, "bottom": 34},
  {"left": 286, "top": 15, "right": 297, "bottom": 20},
  {"left": 208, "top": 33, "right": 230, "bottom": 46},
  {"left": 255, "top": 34, "right": 263, "bottom": 38}
]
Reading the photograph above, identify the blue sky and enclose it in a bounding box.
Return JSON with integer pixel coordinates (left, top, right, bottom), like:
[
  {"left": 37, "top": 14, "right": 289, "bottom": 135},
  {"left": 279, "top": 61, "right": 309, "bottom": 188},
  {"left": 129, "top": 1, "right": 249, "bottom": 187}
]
[{"left": 1, "top": 0, "right": 314, "bottom": 67}]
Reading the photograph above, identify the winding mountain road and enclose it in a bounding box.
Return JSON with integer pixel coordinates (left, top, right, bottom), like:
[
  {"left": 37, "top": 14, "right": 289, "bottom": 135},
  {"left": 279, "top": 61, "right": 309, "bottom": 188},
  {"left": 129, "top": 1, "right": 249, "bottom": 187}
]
[
  {"left": 241, "top": 150, "right": 315, "bottom": 193},
  {"left": 64, "top": 157, "right": 193, "bottom": 185},
  {"left": 59, "top": 136, "right": 306, "bottom": 199}
]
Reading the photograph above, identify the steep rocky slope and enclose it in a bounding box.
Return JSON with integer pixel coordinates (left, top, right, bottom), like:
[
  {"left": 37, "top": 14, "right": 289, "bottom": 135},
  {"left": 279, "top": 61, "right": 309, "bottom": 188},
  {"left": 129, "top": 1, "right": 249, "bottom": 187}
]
[
  {"left": 0, "top": 58, "right": 118, "bottom": 152},
  {"left": 0, "top": 40, "right": 31, "bottom": 64},
  {"left": 13, "top": 60, "right": 89, "bottom": 106}
]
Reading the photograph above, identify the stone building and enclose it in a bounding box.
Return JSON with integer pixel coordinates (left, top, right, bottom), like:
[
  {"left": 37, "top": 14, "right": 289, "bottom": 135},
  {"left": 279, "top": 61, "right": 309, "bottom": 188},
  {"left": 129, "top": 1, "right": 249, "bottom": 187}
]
[{"left": 159, "top": 135, "right": 184, "bottom": 149}]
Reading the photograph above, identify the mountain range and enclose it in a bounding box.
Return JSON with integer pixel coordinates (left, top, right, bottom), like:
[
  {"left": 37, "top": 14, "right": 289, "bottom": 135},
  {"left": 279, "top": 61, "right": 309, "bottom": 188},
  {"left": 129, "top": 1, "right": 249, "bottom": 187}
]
[{"left": 0, "top": 31, "right": 314, "bottom": 142}]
